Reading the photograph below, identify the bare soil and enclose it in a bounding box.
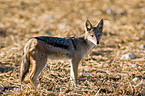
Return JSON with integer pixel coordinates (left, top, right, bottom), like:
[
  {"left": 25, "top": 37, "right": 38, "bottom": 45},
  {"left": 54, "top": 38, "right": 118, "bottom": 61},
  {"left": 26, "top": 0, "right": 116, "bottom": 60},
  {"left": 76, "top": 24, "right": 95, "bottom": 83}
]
[{"left": 0, "top": 0, "right": 145, "bottom": 95}]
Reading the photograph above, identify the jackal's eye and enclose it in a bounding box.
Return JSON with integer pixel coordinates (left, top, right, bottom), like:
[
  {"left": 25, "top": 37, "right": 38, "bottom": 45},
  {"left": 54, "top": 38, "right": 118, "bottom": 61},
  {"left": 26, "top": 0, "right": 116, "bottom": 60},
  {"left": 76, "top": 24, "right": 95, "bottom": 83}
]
[
  {"left": 98, "top": 35, "right": 101, "bottom": 37},
  {"left": 91, "top": 34, "right": 94, "bottom": 37}
]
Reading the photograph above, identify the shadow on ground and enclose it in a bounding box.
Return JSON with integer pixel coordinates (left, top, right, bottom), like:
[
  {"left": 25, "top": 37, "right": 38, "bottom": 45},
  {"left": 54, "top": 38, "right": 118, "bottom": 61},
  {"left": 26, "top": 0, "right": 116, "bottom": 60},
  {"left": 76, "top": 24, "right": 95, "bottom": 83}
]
[{"left": 0, "top": 62, "right": 14, "bottom": 73}]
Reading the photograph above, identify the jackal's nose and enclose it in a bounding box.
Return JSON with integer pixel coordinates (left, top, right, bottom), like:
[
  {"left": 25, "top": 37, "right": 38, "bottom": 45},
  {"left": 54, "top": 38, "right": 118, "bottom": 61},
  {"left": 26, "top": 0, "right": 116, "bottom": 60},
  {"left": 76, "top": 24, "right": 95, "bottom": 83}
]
[{"left": 97, "top": 41, "right": 100, "bottom": 45}]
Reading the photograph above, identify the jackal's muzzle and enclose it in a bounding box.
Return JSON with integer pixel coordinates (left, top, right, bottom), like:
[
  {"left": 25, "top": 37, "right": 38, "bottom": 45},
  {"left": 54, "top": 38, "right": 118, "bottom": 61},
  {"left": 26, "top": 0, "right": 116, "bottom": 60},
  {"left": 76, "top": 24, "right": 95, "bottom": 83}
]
[{"left": 97, "top": 41, "right": 99, "bottom": 45}]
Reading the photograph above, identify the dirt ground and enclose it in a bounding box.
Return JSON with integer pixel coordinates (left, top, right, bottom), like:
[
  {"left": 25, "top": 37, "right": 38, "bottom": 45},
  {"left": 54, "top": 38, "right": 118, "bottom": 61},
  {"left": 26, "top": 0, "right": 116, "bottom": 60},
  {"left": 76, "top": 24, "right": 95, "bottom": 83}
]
[{"left": 0, "top": 0, "right": 145, "bottom": 95}]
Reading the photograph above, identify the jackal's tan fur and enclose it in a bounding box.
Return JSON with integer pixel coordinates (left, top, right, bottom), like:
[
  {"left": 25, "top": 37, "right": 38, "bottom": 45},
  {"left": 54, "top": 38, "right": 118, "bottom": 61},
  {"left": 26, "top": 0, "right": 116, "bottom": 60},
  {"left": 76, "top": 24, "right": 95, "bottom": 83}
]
[{"left": 20, "top": 19, "right": 103, "bottom": 88}]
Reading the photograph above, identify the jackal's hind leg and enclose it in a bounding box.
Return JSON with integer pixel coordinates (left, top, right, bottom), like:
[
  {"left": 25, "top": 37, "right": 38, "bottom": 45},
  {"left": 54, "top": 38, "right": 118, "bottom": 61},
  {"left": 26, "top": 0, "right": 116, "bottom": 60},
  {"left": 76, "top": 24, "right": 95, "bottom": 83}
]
[
  {"left": 70, "top": 58, "right": 81, "bottom": 86},
  {"left": 29, "top": 53, "right": 47, "bottom": 88}
]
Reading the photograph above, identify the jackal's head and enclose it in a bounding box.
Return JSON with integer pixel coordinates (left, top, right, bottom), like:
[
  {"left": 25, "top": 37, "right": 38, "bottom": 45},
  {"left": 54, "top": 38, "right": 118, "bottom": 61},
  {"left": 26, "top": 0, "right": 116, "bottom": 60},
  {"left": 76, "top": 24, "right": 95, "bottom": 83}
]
[{"left": 85, "top": 19, "right": 103, "bottom": 45}]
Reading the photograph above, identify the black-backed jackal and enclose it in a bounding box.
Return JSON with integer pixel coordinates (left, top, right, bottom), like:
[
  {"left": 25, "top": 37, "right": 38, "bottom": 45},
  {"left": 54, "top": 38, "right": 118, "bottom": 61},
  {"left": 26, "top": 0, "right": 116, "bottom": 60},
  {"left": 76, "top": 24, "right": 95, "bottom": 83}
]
[{"left": 20, "top": 19, "right": 103, "bottom": 88}]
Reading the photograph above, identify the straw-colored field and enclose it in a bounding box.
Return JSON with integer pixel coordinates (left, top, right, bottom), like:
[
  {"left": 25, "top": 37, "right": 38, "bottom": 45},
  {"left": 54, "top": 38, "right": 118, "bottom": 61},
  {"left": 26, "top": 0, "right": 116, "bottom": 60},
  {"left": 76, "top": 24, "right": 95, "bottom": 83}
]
[{"left": 0, "top": 0, "right": 145, "bottom": 95}]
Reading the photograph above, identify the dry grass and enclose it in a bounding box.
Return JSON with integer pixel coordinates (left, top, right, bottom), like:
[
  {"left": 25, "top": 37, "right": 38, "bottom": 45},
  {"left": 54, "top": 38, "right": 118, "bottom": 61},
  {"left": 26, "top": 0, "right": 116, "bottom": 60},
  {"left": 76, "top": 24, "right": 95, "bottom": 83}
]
[{"left": 0, "top": 0, "right": 145, "bottom": 95}]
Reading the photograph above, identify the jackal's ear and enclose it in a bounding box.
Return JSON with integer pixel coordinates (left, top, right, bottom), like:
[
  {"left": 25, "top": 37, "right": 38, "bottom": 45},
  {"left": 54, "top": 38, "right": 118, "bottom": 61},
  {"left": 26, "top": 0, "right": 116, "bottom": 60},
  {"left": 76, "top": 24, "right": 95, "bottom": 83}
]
[
  {"left": 96, "top": 19, "right": 103, "bottom": 31},
  {"left": 86, "top": 20, "right": 92, "bottom": 31}
]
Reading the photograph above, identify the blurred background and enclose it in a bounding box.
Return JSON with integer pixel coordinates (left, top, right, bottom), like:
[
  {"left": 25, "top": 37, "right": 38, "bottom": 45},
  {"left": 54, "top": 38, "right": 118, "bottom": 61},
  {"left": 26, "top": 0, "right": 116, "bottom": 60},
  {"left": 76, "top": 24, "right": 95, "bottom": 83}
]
[{"left": 0, "top": 0, "right": 145, "bottom": 95}]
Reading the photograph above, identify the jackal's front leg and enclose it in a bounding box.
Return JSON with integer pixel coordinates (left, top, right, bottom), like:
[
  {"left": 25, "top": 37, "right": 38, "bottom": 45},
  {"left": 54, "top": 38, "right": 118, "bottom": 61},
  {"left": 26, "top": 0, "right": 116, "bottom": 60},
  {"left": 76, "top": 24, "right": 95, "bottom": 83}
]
[{"left": 70, "top": 58, "right": 81, "bottom": 86}]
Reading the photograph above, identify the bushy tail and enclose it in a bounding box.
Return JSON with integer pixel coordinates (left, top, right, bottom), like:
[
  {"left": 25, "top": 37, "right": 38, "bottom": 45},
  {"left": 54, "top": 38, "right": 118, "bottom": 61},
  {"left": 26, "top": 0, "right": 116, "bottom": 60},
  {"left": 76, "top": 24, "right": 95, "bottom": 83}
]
[{"left": 20, "top": 39, "right": 35, "bottom": 82}]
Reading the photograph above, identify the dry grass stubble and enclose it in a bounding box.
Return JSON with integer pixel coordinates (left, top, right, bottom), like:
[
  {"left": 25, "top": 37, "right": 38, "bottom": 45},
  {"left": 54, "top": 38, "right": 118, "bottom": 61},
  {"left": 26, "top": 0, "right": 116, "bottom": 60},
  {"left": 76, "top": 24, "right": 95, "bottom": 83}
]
[{"left": 0, "top": 0, "right": 145, "bottom": 95}]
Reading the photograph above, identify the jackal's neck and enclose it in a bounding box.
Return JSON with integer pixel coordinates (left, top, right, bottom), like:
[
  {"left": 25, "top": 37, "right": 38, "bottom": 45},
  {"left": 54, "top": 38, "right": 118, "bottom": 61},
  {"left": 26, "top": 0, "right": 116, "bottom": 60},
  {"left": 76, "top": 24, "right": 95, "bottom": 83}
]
[
  {"left": 78, "top": 36, "right": 96, "bottom": 59},
  {"left": 86, "top": 39, "right": 96, "bottom": 49},
  {"left": 78, "top": 36, "right": 96, "bottom": 52}
]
